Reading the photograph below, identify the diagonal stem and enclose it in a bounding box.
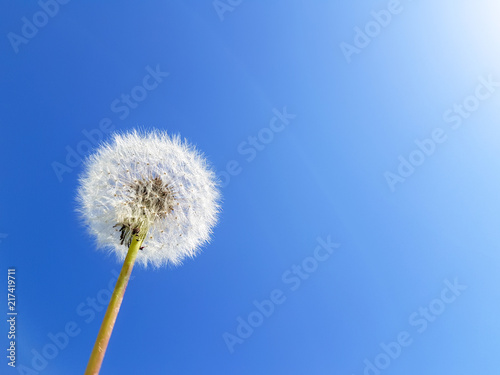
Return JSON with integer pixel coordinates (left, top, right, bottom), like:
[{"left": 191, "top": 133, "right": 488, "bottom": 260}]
[{"left": 84, "top": 229, "right": 147, "bottom": 374}]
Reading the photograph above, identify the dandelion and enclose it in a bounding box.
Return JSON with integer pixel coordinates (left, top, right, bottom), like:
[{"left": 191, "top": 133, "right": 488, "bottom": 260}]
[{"left": 77, "top": 130, "right": 220, "bottom": 374}]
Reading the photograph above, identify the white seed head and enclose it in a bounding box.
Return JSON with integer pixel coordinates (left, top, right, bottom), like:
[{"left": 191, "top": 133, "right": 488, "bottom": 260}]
[{"left": 76, "top": 130, "right": 221, "bottom": 268}]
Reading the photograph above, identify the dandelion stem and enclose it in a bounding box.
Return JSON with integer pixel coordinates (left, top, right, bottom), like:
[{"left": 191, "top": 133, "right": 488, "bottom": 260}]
[{"left": 84, "top": 229, "right": 147, "bottom": 374}]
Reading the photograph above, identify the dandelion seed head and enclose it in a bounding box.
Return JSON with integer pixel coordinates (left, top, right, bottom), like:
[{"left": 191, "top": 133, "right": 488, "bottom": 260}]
[{"left": 76, "top": 130, "right": 221, "bottom": 268}]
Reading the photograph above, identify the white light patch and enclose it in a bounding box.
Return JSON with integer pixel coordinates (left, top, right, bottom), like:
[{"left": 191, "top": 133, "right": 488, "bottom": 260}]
[{"left": 438, "top": 1, "right": 500, "bottom": 74}]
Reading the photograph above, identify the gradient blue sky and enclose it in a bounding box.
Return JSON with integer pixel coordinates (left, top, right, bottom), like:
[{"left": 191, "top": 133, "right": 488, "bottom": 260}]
[{"left": 2, "top": 1, "right": 500, "bottom": 374}]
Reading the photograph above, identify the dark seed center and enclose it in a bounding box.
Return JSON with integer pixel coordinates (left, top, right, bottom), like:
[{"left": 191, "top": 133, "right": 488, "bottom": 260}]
[{"left": 114, "top": 176, "right": 176, "bottom": 246}]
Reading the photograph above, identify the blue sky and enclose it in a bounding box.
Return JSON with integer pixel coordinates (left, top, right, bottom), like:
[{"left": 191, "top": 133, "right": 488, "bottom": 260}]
[{"left": 1, "top": 1, "right": 500, "bottom": 374}]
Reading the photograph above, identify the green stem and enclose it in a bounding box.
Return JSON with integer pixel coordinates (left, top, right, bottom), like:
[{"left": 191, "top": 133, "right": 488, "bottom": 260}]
[{"left": 84, "top": 230, "right": 147, "bottom": 375}]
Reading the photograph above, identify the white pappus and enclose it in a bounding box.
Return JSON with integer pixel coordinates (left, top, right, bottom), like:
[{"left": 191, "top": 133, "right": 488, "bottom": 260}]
[{"left": 76, "top": 130, "right": 221, "bottom": 268}]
